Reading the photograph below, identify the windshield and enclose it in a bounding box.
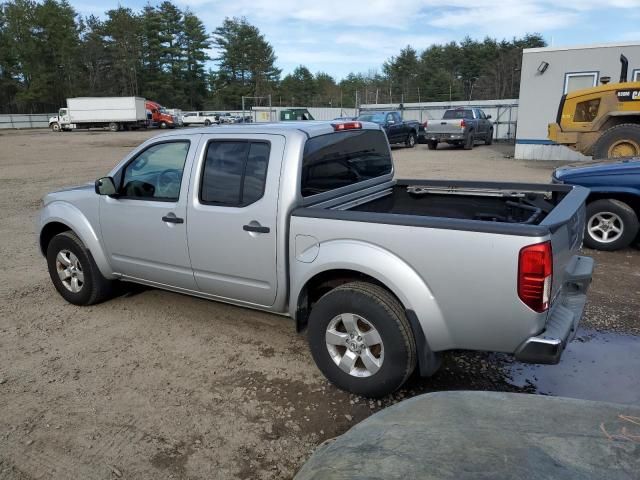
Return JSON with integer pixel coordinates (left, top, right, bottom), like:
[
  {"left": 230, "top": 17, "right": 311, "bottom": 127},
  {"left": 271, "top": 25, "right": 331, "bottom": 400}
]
[
  {"left": 357, "top": 113, "right": 386, "bottom": 124},
  {"left": 443, "top": 109, "right": 473, "bottom": 120},
  {"left": 301, "top": 130, "right": 392, "bottom": 197}
]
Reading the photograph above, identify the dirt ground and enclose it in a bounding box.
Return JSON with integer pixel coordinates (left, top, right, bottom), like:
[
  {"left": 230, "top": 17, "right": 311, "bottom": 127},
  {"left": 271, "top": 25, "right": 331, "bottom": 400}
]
[{"left": 1, "top": 128, "right": 638, "bottom": 479}]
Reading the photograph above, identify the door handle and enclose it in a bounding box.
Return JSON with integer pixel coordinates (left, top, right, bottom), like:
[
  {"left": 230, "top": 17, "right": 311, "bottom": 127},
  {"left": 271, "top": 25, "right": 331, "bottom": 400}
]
[
  {"left": 162, "top": 215, "right": 184, "bottom": 224},
  {"left": 243, "top": 224, "right": 270, "bottom": 233}
]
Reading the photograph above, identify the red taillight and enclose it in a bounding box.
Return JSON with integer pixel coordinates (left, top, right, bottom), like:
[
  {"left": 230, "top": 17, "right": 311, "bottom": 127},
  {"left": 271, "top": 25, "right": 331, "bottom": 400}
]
[
  {"left": 332, "top": 121, "right": 362, "bottom": 131},
  {"left": 422, "top": 120, "right": 428, "bottom": 128},
  {"left": 518, "top": 241, "right": 553, "bottom": 313},
  {"left": 460, "top": 119, "right": 466, "bottom": 128}
]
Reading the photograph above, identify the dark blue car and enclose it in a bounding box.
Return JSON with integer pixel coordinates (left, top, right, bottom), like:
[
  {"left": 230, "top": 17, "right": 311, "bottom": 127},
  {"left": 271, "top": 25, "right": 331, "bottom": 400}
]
[{"left": 553, "top": 158, "right": 640, "bottom": 250}]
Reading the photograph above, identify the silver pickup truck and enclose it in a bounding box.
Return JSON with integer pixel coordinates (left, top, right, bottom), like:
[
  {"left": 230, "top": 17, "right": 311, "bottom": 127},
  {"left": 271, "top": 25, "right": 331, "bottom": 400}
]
[
  {"left": 424, "top": 107, "right": 494, "bottom": 150},
  {"left": 39, "top": 121, "right": 594, "bottom": 397}
]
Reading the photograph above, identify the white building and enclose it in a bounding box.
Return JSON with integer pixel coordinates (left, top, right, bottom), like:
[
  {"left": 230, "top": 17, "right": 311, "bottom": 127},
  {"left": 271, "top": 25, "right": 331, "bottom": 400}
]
[{"left": 516, "top": 41, "right": 640, "bottom": 161}]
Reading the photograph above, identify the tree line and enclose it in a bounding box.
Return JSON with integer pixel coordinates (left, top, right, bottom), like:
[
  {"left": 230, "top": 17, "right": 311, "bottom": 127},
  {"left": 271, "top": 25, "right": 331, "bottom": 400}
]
[{"left": 0, "top": 0, "right": 546, "bottom": 114}]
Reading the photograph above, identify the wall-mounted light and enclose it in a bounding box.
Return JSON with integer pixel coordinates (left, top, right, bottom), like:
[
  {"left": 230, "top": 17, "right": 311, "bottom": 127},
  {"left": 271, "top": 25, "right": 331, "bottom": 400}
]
[{"left": 537, "top": 61, "right": 549, "bottom": 74}]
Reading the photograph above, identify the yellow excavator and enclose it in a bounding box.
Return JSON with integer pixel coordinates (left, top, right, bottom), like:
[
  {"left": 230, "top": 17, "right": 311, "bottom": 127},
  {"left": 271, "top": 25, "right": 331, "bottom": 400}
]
[{"left": 548, "top": 55, "right": 640, "bottom": 158}]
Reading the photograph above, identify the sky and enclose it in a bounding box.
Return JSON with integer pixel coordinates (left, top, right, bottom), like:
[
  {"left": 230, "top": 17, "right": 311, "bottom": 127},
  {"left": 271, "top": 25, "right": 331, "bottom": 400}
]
[{"left": 71, "top": 0, "right": 640, "bottom": 79}]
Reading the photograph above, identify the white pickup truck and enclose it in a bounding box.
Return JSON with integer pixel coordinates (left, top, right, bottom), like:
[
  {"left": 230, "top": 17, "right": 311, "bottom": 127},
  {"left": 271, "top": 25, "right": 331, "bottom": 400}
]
[{"left": 39, "top": 121, "right": 594, "bottom": 397}]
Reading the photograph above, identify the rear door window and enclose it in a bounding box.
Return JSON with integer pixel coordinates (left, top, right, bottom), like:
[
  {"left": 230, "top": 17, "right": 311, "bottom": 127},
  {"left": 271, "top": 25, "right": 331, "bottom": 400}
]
[
  {"left": 200, "top": 141, "right": 270, "bottom": 206},
  {"left": 301, "top": 130, "right": 392, "bottom": 197}
]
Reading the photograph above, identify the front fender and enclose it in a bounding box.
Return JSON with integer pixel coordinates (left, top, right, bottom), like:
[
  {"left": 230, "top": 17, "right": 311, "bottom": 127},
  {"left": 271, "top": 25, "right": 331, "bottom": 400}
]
[
  {"left": 585, "top": 186, "right": 640, "bottom": 197},
  {"left": 290, "top": 239, "right": 452, "bottom": 351},
  {"left": 40, "top": 201, "right": 115, "bottom": 278}
]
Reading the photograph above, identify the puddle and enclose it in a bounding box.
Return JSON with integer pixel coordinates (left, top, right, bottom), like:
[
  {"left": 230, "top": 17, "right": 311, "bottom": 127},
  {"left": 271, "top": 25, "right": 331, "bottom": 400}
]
[{"left": 508, "top": 329, "right": 640, "bottom": 405}]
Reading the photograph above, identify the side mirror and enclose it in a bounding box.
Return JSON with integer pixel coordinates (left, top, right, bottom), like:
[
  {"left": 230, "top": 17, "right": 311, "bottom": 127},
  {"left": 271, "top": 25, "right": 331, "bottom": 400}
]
[
  {"left": 486, "top": 115, "right": 492, "bottom": 119},
  {"left": 95, "top": 176, "right": 117, "bottom": 196}
]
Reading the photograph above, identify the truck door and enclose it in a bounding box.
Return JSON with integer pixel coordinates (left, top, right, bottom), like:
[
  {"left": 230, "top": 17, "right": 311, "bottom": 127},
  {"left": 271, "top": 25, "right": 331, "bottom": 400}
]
[
  {"left": 475, "top": 109, "right": 487, "bottom": 136},
  {"left": 386, "top": 112, "right": 401, "bottom": 142},
  {"left": 99, "top": 138, "right": 198, "bottom": 290},
  {"left": 187, "top": 134, "right": 284, "bottom": 306}
]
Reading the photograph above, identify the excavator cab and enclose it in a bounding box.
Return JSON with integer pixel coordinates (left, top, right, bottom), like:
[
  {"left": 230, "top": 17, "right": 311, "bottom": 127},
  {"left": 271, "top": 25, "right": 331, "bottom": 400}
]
[{"left": 549, "top": 55, "right": 640, "bottom": 158}]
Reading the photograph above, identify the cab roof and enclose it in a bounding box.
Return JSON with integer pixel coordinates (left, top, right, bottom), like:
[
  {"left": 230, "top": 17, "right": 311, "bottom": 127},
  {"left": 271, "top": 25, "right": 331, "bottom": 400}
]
[{"left": 158, "top": 121, "right": 381, "bottom": 139}]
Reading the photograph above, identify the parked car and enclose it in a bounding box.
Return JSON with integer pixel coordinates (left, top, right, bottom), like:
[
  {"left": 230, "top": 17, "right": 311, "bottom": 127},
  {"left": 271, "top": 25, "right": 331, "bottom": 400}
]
[
  {"left": 357, "top": 111, "right": 421, "bottom": 148},
  {"left": 49, "top": 97, "right": 148, "bottom": 132},
  {"left": 423, "top": 108, "right": 494, "bottom": 150},
  {"left": 552, "top": 157, "right": 640, "bottom": 250},
  {"left": 39, "top": 121, "right": 593, "bottom": 397},
  {"left": 182, "top": 111, "right": 219, "bottom": 126},
  {"left": 218, "top": 113, "right": 238, "bottom": 124}
]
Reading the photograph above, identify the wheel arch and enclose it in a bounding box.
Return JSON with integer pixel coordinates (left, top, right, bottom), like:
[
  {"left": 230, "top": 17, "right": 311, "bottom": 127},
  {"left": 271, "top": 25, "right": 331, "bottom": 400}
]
[
  {"left": 40, "top": 202, "right": 115, "bottom": 278},
  {"left": 291, "top": 240, "right": 451, "bottom": 352},
  {"left": 586, "top": 189, "right": 640, "bottom": 215}
]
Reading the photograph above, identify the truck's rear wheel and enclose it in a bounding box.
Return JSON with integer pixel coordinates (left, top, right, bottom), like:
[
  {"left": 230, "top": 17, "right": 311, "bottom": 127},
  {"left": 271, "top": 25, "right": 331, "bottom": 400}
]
[
  {"left": 592, "top": 124, "right": 640, "bottom": 159},
  {"left": 405, "top": 132, "right": 416, "bottom": 148},
  {"left": 204, "top": 119, "right": 211, "bottom": 126},
  {"left": 463, "top": 133, "right": 475, "bottom": 150},
  {"left": 584, "top": 199, "right": 639, "bottom": 251},
  {"left": 50, "top": 123, "right": 61, "bottom": 132},
  {"left": 108, "top": 122, "right": 119, "bottom": 132},
  {"left": 46, "top": 231, "right": 115, "bottom": 305},
  {"left": 307, "top": 281, "right": 416, "bottom": 398},
  {"left": 427, "top": 140, "right": 438, "bottom": 150},
  {"left": 485, "top": 129, "right": 494, "bottom": 145}
]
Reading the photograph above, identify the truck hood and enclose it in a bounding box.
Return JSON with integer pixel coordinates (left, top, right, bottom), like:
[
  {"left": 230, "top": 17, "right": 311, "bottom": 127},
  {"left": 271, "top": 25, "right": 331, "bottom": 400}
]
[
  {"left": 43, "top": 182, "right": 94, "bottom": 205},
  {"left": 553, "top": 157, "right": 640, "bottom": 182}
]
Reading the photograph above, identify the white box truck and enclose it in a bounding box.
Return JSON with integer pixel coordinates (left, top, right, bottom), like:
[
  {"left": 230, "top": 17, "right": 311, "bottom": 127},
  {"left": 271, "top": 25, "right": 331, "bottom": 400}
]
[{"left": 49, "top": 97, "right": 148, "bottom": 132}]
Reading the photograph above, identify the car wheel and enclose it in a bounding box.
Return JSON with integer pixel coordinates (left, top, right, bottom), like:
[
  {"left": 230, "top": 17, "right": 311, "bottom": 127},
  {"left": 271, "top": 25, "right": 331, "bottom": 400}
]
[
  {"left": 427, "top": 140, "right": 438, "bottom": 150},
  {"left": 463, "top": 133, "right": 475, "bottom": 150},
  {"left": 108, "top": 122, "right": 119, "bottom": 132},
  {"left": 485, "top": 129, "right": 493, "bottom": 145},
  {"left": 204, "top": 119, "right": 211, "bottom": 126},
  {"left": 46, "top": 231, "right": 115, "bottom": 305},
  {"left": 307, "top": 281, "right": 416, "bottom": 398},
  {"left": 592, "top": 124, "right": 640, "bottom": 159},
  {"left": 405, "top": 133, "right": 416, "bottom": 148},
  {"left": 584, "top": 199, "right": 639, "bottom": 251}
]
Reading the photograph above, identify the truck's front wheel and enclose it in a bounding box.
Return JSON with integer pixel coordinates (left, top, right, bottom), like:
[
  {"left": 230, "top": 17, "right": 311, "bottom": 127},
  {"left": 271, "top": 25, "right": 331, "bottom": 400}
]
[
  {"left": 46, "top": 231, "right": 115, "bottom": 305},
  {"left": 50, "top": 123, "right": 61, "bottom": 132},
  {"left": 307, "top": 281, "right": 416, "bottom": 398},
  {"left": 584, "top": 199, "right": 639, "bottom": 251},
  {"left": 405, "top": 132, "right": 417, "bottom": 148}
]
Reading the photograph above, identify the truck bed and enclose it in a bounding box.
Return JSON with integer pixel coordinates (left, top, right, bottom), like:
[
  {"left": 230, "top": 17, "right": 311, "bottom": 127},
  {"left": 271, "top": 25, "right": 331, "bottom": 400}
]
[
  {"left": 346, "top": 183, "right": 557, "bottom": 225},
  {"left": 290, "top": 178, "right": 589, "bottom": 354},
  {"left": 297, "top": 179, "right": 580, "bottom": 235}
]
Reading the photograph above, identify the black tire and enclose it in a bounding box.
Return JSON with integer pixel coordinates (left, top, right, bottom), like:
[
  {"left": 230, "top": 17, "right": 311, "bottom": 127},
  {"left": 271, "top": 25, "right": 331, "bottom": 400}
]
[
  {"left": 204, "top": 119, "right": 211, "bottom": 126},
  {"left": 463, "top": 133, "right": 475, "bottom": 150},
  {"left": 46, "top": 231, "right": 115, "bottom": 305},
  {"left": 592, "top": 123, "right": 640, "bottom": 159},
  {"left": 307, "top": 281, "right": 416, "bottom": 398},
  {"left": 427, "top": 140, "right": 437, "bottom": 150},
  {"left": 108, "top": 122, "right": 119, "bottom": 132},
  {"left": 584, "top": 199, "right": 639, "bottom": 251},
  {"left": 485, "top": 129, "right": 493, "bottom": 145},
  {"left": 50, "top": 122, "right": 61, "bottom": 132},
  {"left": 405, "top": 132, "right": 417, "bottom": 148}
]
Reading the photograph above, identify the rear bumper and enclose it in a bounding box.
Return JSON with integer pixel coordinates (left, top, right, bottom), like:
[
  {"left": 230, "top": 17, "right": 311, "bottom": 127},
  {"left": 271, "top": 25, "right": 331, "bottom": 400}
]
[
  {"left": 514, "top": 255, "right": 594, "bottom": 364},
  {"left": 425, "top": 132, "right": 466, "bottom": 142}
]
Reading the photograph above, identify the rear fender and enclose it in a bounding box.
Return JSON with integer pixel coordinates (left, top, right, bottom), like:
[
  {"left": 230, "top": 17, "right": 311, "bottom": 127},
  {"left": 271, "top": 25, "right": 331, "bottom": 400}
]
[
  {"left": 40, "top": 201, "right": 114, "bottom": 278},
  {"left": 291, "top": 239, "right": 452, "bottom": 351}
]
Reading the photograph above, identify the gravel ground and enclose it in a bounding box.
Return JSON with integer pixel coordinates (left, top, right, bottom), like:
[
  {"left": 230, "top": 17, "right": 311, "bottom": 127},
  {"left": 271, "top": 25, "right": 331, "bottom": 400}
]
[{"left": 0, "top": 128, "right": 638, "bottom": 479}]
